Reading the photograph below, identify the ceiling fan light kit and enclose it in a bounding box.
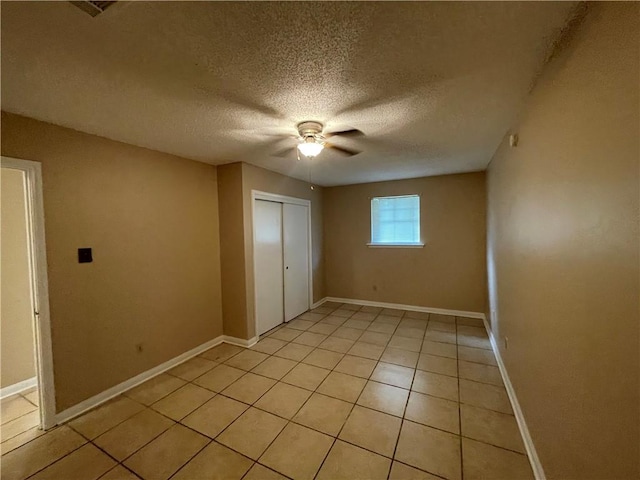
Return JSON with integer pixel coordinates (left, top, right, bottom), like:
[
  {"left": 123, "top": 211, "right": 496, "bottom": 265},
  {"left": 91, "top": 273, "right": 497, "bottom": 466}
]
[
  {"left": 296, "top": 121, "right": 325, "bottom": 158},
  {"left": 297, "top": 139, "right": 324, "bottom": 158}
]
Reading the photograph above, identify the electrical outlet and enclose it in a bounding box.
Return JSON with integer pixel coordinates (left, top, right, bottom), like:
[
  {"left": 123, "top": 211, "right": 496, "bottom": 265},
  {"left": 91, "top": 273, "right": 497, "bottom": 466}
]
[
  {"left": 504, "top": 337, "right": 509, "bottom": 350},
  {"left": 136, "top": 343, "right": 144, "bottom": 353}
]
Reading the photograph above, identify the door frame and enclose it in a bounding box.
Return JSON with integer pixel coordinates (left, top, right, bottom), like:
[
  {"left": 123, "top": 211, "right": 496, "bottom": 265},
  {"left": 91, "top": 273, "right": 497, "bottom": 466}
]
[
  {"left": 1, "top": 156, "right": 56, "bottom": 429},
  {"left": 251, "top": 190, "right": 312, "bottom": 338}
]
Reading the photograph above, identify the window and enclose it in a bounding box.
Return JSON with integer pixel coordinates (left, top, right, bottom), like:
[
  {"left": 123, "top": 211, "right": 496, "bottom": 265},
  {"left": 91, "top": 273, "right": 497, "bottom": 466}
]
[{"left": 369, "top": 194, "right": 423, "bottom": 247}]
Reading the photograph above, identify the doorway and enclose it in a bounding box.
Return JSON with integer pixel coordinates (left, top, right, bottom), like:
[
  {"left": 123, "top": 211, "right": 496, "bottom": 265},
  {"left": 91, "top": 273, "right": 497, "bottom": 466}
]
[
  {"left": 252, "top": 191, "right": 312, "bottom": 336},
  {"left": 1, "top": 157, "right": 55, "bottom": 435}
]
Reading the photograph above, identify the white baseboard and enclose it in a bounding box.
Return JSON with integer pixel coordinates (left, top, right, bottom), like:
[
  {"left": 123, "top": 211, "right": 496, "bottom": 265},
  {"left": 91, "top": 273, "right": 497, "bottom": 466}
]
[
  {"left": 55, "top": 335, "right": 227, "bottom": 425},
  {"left": 484, "top": 318, "right": 546, "bottom": 480},
  {"left": 0, "top": 377, "right": 37, "bottom": 400},
  {"left": 325, "top": 296, "right": 484, "bottom": 319},
  {"left": 311, "top": 297, "right": 328, "bottom": 309},
  {"left": 223, "top": 335, "right": 258, "bottom": 348}
]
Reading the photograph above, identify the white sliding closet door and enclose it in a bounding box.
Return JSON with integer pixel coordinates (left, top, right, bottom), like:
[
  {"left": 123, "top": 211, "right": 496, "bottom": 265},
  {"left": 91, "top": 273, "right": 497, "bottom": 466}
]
[
  {"left": 283, "top": 203, "right": 310, "bottom": 321},
  {"left": 254, "top": 200, "right": 284, "bottom": 335}
]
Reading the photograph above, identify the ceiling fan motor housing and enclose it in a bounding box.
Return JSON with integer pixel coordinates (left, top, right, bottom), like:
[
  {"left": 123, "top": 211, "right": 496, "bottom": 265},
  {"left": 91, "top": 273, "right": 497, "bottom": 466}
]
[{"left": 297, "top": 121, "right": 324, "bottom": 141}]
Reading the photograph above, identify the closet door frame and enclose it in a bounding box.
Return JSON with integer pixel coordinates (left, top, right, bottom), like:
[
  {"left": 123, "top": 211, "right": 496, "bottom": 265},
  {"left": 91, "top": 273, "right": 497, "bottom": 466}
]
[{"left": 251, "top": 190, "right": 313, "bottom": 338}]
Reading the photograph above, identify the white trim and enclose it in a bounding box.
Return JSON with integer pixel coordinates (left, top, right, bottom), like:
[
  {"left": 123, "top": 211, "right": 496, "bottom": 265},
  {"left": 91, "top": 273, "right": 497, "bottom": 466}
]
[
  {"left": 325, "top": 296, "right": 485, "bottom": 319},
  {"left": 253, "top": 190, "right": 311, "bottom": 208},
  {"left": 367, "top": 243, "right": 424, "bottom": 248},
  {"left": 251, "top": 190, "right": 313, "bottom": 337},
  {"left": 1, "top": 157, "right": 56, "bottom": 430},
  {"left": 370, "top": 194, "right": 421, "bottom": 246},
  {"left": 311, "top": 297, "right": 328, "bottom": 309},
  {"left": 484, "top": 317, "right": 546, "bottom": 480},
  {"left": 223, "top": 335, "right": 258, "bottom": 348},
  {"left": 55, "top": 336, "right": 226, "bottom": 425},
  {"left": 0, "top": 377, "right": 37, "bottom": 400}
]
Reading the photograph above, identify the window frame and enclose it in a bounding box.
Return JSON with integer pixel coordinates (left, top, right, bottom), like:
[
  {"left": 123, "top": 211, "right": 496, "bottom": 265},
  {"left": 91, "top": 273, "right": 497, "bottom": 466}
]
[{"left": 367, "top": 194, "right": 424, "bottom": 248}]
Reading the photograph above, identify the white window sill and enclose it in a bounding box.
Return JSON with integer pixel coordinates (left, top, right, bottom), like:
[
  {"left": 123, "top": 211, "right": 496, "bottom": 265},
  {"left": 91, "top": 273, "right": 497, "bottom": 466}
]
[{"left": 367, "top": 243, "right": 425, "bottom": 248}]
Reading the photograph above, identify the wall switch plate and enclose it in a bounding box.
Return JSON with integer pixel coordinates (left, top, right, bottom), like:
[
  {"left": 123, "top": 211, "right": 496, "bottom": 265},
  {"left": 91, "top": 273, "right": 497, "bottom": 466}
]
[{"left": 78, "top": 248, "right": 92, "bottom": 263}]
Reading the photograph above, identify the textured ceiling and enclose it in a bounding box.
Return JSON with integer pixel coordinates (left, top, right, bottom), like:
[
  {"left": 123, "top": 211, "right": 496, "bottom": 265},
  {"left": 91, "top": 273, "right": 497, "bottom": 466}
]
[{"left": 1, "top": 1, "right": 576, "bottom": 186}]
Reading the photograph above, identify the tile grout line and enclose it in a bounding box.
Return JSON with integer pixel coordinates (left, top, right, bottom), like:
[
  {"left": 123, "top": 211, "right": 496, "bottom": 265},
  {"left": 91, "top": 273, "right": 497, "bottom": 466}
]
[
  {"left": 0, "top": 426, "right": 44, "bottom": 455},
  {"left": 99, "top": 347, "right": 259, "bottom": 480},
  {"left": 107, "top": 388, "right": 209, "bottom": 457},
  {"left": 18, "top": 394, "right": 144, "bottom": 479},
  {"left": 0, "top": 425, "right": 60, "bottom": 458},
  {"left": 21, "top": 392, "right": 39, "bottom": 409},
  {"left": 258, "top": 303, "right": 388, "bottom": 479},
  {"left": 386, "top": 309, "right": 424, "bottom": 480},
  {"left": 312, "top": 304, "right": 402, "bottom": 480},
  {"left": 97, "top": 464, "right": 142, "bottom": 480},
  {"left": 163, "top": 436, "right": 215, "bottom": 480},
  {"left": 385, "top": 312, "right": 462, "bottom": 480},
  {"left": 21, "top": 440, "right": 90, "bottom": 480},
  {"left": 250, "top": 304, "right": 369, "bottom": 479},
  {"left": 260, "top": 304, "right": 407, "bottom": 478},
  {"left": 75, "top": 352, "right": 251, "bottom": 480},
  {"left": 87, "top": 410, "right": 188, "bottom": 478},
  {"left": 0, "top": 402, "right": 39, "bottom": 426},
  {"left": 457, "top": 316, "right": 464, "bottom": 480},
  {"left": 0, "top": 414, "right": 42, "bottom": 444}
]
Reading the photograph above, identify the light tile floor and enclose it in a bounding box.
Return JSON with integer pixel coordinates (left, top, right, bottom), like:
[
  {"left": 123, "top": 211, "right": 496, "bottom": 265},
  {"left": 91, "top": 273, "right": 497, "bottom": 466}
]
[
  {"left": 1, "top": 387, "right": 42, "bottom": 456},
  {"left": 0, "top": 303, "right": 534, "bottom": 480}
]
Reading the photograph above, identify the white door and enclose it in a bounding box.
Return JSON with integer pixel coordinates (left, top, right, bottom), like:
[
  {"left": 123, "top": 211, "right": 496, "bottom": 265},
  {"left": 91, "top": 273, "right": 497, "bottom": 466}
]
[
  {"left": 254, "top": 200, "right": 284, "bottom": 335},
  {"left": 283, "top": 203, "right": 310, "bottom": 321}
]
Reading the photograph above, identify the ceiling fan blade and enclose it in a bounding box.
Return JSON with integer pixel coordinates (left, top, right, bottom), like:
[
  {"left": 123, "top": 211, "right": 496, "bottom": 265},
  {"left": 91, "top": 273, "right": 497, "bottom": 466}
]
[
  {"left": 260, "top": 133, "right": 299, "bottom": 139},
  {"left": 273, "top": 146, "right": 295, "bottom": 158},
  {"left": 326, "top": 143, "right": 362, "bottom": 156},
  {"left": 325, "top": 128, "right": 364, "bottom": 138}
]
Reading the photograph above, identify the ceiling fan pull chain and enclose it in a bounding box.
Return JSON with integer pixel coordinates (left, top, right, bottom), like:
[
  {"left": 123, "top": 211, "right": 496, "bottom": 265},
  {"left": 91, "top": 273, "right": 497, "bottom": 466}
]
[{"left": 307, "top": 155, "right": 314, "bottom": 190}]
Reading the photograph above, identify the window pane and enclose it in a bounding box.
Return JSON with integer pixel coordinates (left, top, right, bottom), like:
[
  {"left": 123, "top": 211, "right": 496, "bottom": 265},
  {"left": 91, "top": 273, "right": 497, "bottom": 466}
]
[{"left": 371, "top": 195, "right": 420, "bottom": 244}]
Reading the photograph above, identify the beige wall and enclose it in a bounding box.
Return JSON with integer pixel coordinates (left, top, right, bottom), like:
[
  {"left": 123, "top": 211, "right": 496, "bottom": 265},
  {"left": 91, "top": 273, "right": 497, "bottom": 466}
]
[
  {"left": 217, "top": 163, "right": 247, "bottom": 339},
  {"left": 1, "top": 112, "right": 223, "bottom": 412},
  {"left": 1, "top": 168, "right": 36, "bottom": 388},
  {"left": 324, "top": 172, "right": 486, "bottom": 313},
  {"left": 486, "top": 3, "right": 639, "bottom": 479},
  {"left": 218, "top": 162, "right": 325, "bottom": 339}
]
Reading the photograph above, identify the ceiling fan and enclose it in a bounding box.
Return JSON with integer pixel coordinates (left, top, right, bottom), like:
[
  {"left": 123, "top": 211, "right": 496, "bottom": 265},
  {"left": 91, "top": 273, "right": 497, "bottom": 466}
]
[{"left": 272, "top": 121, "right": 364, "bottom": 159}]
